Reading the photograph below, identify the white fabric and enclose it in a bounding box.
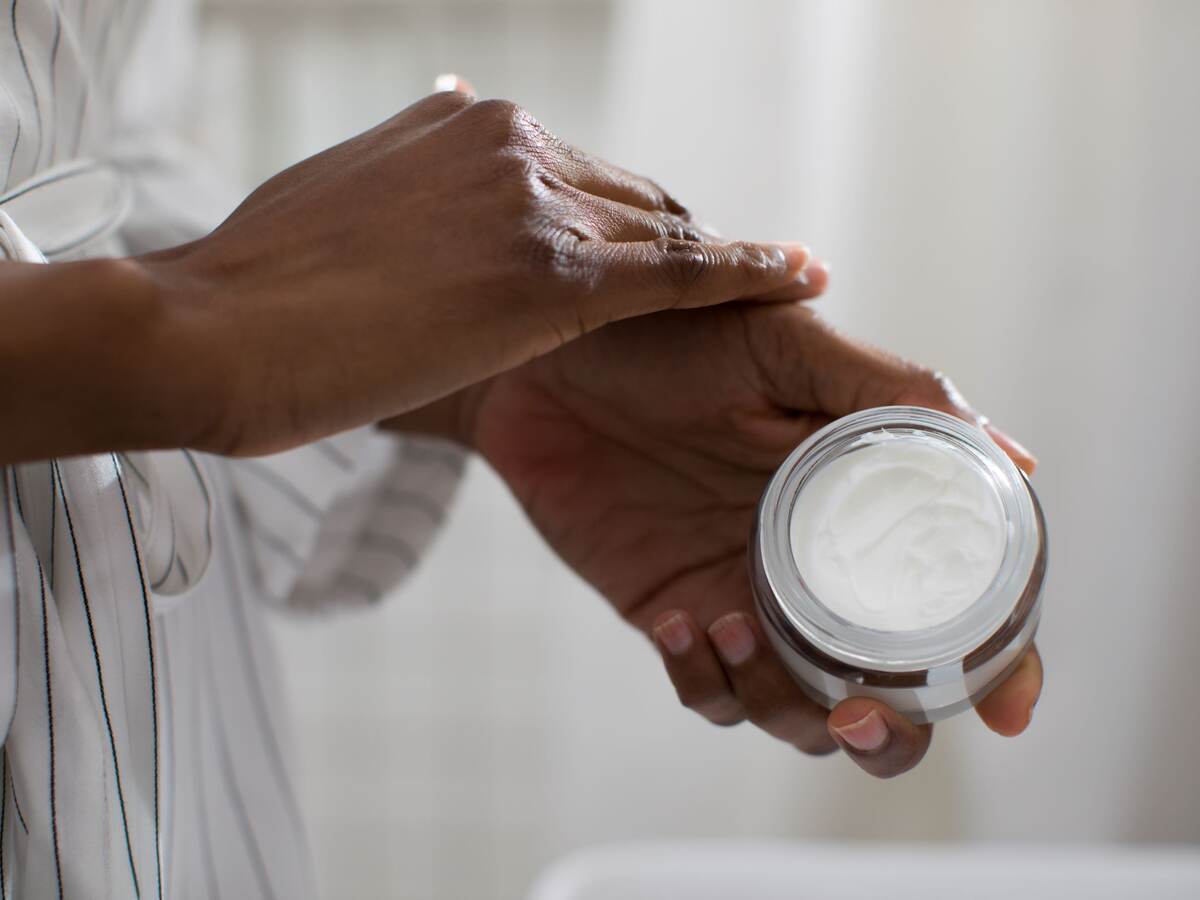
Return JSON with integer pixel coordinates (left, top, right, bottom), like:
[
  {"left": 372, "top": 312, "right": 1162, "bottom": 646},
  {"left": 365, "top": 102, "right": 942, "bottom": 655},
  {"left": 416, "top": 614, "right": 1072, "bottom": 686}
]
[
  {"left": 0, "top": 1, "right": 464, "bottom": 897},
  {"left": 528, "top": 841, "right": 1200, "bottom": 900},
  {"left": 0, "top": 159, "right": 132, "bottom": 257}
]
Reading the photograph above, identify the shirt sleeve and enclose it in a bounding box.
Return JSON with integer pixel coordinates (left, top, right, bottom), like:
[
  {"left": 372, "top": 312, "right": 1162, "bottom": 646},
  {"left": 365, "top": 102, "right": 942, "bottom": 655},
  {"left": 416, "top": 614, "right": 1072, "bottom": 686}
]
[
  {"left": 0, "top": 472, "right": 21, "bottom": 743},
  {"left": 0, "top": 214, "right": 36, "bottom": 739},
  {"left": 222, "top": 428, "right": 464, "bottom": 613}
]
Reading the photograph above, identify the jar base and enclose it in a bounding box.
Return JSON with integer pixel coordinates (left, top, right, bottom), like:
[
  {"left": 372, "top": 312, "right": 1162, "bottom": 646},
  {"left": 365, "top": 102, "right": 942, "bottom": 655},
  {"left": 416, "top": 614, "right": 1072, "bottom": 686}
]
[{"left": 786, "top": 645, "right": 1031, "bottom": 726}]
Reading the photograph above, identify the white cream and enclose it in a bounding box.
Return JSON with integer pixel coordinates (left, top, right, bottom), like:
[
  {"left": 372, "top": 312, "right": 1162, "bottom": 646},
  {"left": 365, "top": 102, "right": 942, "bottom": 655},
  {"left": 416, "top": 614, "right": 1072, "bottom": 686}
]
[{"left": 789, "top": 431, "right": 1007, "bottom": 632}]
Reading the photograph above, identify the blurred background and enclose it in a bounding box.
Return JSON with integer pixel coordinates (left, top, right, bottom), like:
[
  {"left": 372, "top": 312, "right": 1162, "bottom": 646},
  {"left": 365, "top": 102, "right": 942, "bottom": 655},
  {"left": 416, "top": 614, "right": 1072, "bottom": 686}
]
[{"left": 188, "top": 0, "right": 1200, "bottom": 897}]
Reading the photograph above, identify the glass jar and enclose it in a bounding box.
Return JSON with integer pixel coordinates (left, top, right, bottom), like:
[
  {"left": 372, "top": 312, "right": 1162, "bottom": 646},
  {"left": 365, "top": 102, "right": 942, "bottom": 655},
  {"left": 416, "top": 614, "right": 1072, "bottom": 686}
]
[{"left": 750, "top": 406, "right": 1047, "bottom": 724}]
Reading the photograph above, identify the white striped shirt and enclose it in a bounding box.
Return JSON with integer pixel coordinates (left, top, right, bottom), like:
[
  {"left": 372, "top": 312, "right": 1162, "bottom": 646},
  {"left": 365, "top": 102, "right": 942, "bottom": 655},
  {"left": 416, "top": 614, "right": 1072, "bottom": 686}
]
[{"left": 0, "top": 2, "right": 464, "bottom": 897}]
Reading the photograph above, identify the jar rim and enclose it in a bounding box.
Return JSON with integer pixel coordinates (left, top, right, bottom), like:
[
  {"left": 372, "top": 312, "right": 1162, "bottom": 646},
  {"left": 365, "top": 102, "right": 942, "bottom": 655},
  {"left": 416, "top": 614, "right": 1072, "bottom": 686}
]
[{"left": 756, "top": 406, "right": 1044, "bottom": 673}]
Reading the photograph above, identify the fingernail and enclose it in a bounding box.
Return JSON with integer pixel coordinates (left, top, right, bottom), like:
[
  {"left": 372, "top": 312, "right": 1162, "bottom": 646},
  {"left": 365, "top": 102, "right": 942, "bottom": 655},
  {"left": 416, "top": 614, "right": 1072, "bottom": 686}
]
[
  {"left": 832, "top": 709, "right": 890, "bottom": 753},
  {"left": 709, "top": 614, "right": 756, "bottom": 666},
  {"left": 434, "top": 73, "right": 460, "bottom": 92},
  {"left": 653, "top": 614, "right": 693, "bottom": 657},
  {"left": 984, "top": 424, "right": 1038, "bottom": 475},
  {"left": 771, "top": 242, "right": 811, "bottom": 275},
  {"left": 797, "top": 257, "right": 828, "bottom": 287}
]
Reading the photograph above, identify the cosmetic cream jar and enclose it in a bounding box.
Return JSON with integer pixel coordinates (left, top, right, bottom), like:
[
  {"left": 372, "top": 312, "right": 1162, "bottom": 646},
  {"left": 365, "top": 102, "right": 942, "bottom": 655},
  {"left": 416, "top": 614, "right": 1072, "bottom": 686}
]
[{"left": 751, "top": 406, "right": 1047, "bottom": 724}]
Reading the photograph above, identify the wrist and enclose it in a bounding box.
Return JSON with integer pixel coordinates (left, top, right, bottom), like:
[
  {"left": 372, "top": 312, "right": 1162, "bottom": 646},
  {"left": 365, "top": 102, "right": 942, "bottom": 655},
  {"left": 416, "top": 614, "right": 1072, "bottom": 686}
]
[
  {"left": 105, "top": 252, "right": 238, "bottom": 454},
  {"left": 0, "top": 253, "right": 234, "bottom": 462},
  {"left": 378, "top": 382, "right": 489, "bottom": 451}
]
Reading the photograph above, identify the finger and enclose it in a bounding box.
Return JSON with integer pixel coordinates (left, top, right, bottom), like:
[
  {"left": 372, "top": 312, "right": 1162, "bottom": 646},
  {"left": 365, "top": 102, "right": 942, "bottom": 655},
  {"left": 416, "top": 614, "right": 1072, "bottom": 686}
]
[
  {"left": 546, "top": 147, "right": 692, "bottom": 218},
  {"left": 975, "top": 643, "right": 1043, "bottom": 736},
  {"left": 684, "top": 220, "right": 829, "bottom": 301},
  {"left": 651, "top": 610, "right": 746, "bottom": 727},
  {"left": 753, "top": 258, "right": 830, "bottom": 302},
  {"left": 827, "top": 697, "right": 934, "bottom": 778},
  {"left": 593, "top": 204, "right": 708, "bottom": 244},
  {"left": 753, "top": 310, "right": 1034, "bottom": 466},
  {"left": 580, "top": 238, "right": 815, "bottom": 318},
  {"left": 549, "top": 180, "right": 708, "bottom": 244},
  {"left": 892, "top": 371, "right": 1039, "bottom": 476},
  {"left": 432, "top": 72, "right": 477, "bottom": 97},
  {"left": 984, "top": 423, "right": 1038, "bottom": 475},
  {"left": 554, "top": 183, "right": 829, "bottom": 300},
  {"left": 503, "top": 112, "right": 688, "bottom": 215},
  {"left": 588, "top": 206, "right": 823, "bottom": 299},
  {"left": 707, "top": 612, "right": 837, "bottom": 755},
  {"left": 641, "top": 220, "right": 829, "bottom": 301}
]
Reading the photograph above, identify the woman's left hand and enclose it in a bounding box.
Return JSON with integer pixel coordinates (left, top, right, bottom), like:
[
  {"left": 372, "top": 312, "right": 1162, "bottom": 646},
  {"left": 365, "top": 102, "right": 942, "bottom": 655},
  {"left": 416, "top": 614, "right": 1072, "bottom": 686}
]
[{"left": 389, "top": 298, "right": 1043, "bottom": 779}]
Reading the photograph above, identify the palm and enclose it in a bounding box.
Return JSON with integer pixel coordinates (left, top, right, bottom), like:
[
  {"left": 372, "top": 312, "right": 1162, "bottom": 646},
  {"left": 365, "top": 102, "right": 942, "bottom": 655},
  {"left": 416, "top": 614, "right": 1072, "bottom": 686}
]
[
  {"left": 469, "top": 301, "right": 1043, "bottom": 771},
  {"left": 474, "top": 303, "right": 843, "bottom": 633}
]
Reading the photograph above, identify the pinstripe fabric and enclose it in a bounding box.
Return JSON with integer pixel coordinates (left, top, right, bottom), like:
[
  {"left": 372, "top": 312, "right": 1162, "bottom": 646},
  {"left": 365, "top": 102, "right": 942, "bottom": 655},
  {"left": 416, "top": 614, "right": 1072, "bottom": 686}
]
[{"left": 0, "top": 1, "right": 465, "bottom": 896}]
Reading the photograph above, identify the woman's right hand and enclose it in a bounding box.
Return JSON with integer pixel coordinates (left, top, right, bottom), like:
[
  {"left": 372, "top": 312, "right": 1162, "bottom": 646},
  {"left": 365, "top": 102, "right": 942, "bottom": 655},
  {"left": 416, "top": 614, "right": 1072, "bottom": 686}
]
[{"left": 142, "top": 91, "right": 822, "bottom": 457}]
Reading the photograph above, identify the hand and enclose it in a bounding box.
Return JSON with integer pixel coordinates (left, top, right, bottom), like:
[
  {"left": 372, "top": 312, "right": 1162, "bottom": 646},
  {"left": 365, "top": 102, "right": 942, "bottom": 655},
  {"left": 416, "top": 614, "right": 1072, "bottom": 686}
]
[
  {"left": 436, "top": 302, "right": 1041, "bottom": 778},
  {"left": 139, "top": 91, "right": 819, "bottom": 458}
]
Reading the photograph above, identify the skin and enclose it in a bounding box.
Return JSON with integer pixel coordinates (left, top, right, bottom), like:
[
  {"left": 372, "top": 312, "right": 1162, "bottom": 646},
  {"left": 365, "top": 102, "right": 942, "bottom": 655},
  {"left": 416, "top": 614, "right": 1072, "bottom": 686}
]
[{"left": 395, "top": 303, "right": 1043, "bottom": 778}]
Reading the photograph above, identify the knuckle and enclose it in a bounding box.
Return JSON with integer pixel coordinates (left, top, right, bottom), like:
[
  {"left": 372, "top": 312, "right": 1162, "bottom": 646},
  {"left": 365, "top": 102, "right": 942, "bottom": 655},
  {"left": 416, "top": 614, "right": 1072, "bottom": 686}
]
[
  {"left": 424, "top": 89, "right": 475, "bottom": 115},
  {"left": 641, "top": 177, "right": 687, "bottom": 218},
  {"left": 654, "top": 211, "right": 704, "bottom": 242},
  {"left": 494, "top": 150, "right": 542, "bottom": 193},
  {"left": 688, "top": 694, "right": 745, "bottom": 727},
  {"left": 470, "top": 97, "right": 521, "bottom": 121},
  {"left": 658, "top": 185, "right": 690, "bottom": 218},
  {"left": 655, "top": 237, "right": 711, "bottom": 295},
  {"left": 640, "top": 180, "right": 670, "bottom": 211},
  {"left": 496, "top": 158, "right": 570, "bottom": 225},
  {"left": 533, "top": 167, "right": 565, "bottom": 195},
  {"left": 516, "top": 219, "right": 585, "bottom": 280},
  {"left": 731, "top": 241, "right": 782, "bottom": 281},
  {"left": 465, "top": 98, "right": 541, "bottom": 148}
]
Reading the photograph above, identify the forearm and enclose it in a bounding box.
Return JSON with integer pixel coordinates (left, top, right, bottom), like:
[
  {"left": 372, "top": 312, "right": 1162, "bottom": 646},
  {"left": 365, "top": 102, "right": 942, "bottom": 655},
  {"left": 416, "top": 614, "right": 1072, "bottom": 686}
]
[
  {"left": 2, "top": 89, "right": 820, "bottom": 467},
  {"left": 0, "top": 257, "right": 224, "bottom": 465}
]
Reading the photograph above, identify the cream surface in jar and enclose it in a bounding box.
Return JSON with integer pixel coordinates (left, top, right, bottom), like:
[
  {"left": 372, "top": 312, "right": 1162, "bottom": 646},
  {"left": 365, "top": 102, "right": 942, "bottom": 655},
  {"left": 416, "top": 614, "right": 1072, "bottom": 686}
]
[
  {"left": 790, "top": 431, "right": 1007, "bottom": 633},
  {"left": 751, "top": 407, "right": 1046, "bottom": 724}
]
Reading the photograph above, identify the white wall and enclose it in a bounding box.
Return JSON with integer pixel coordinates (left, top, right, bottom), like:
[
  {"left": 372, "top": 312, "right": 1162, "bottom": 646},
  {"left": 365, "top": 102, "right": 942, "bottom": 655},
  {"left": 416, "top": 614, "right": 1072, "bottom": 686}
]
[{"left": 194, "top": 2, "right": 1200, "bottom": 898}]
